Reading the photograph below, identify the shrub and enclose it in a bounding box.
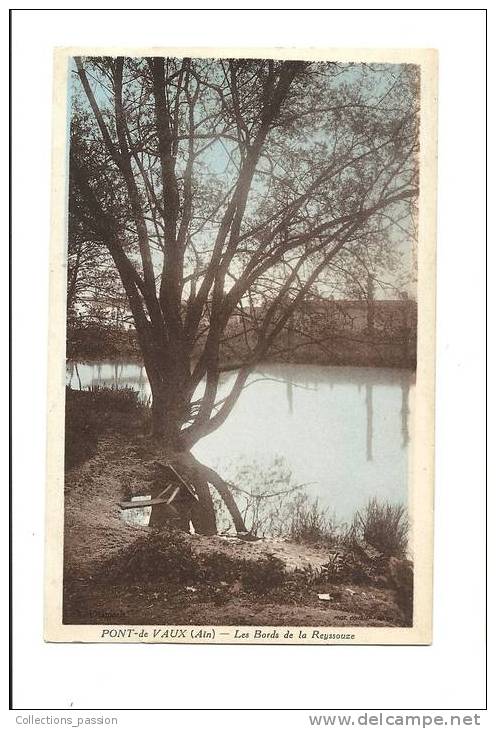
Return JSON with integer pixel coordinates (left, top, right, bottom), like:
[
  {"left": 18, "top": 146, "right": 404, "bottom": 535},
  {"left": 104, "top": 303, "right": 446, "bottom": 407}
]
[
  {"left": 213, "top": 455, "right": 304, "bottom": 537},
  {"left": 241, "top": 554, "right": 286, "bottom": 593},
  {"left": 96, "top": 528, "right": 241, "bottom": 586},
  {"left": 98, "top": 529, "right": 201, "bottom": 584},
  {"left": 64, "top": 386, "right": 147, "bottom": 469},
  {"left": 288, "top": 495, "right": 338, "bottom": 545},
  {"left": 85, "top": 384, "right": 142, "bottom": 413},
  {"left": 94, "top": 528, "right": 287, "bottom": 593},
  {"left": 350, "top": 498, "right": 409, "bottom": 558},
  {"left": 320, "top": 550, "right": 372, "bottom": 585},
  {"left": 65, "top": 389, "right": 100, "bottom": 469}
]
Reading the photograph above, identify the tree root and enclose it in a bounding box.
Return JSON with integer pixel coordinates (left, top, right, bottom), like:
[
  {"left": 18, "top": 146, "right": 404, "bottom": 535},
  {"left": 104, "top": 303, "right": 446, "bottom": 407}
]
[{"left": 178, "top": 452, "right": 248, "bottom": 534}]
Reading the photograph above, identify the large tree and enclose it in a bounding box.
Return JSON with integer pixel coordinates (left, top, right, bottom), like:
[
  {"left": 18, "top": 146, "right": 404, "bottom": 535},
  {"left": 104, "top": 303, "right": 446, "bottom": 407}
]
[{"left": 69, "top": 55, "right": 418, "bottom": 533}]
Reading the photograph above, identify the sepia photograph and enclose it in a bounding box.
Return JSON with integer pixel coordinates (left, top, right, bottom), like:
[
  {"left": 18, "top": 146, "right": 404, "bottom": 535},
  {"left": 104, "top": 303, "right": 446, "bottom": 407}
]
[{"left": 45, "top": 46, "right": 437, "bottom": 644}]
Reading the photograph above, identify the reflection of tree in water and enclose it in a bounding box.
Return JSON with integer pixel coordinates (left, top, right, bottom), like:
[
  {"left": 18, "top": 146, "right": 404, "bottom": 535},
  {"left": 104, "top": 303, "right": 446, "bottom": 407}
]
[
  {"left": 66, "top": 361, "right": 83, "bottom": 390},
  {"left": 400, "top": 375, "right": 410, "bottom": 448},
  {"left": 286, "top": 381, "right": 294, "bottom": 415},
  {"left": 364, "top": 373, "right": 411, "bottom": 461},
  {"left": 67, "top": 361, "right": 152, "bottom": 403},
  {"left": 217, "top": 371, "right": 310, "bottom": 417},
  {"left": 366, "top": 383, "right": 373, "bottom": 461}
]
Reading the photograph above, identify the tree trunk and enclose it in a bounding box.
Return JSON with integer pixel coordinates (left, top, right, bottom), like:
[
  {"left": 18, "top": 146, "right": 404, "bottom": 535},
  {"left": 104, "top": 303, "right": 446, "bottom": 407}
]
[
  {"left": 149, "top": 379, "right": 185, "bottom": 449},
  {"left": 186, "top": 455, "right": 248, "bottom": 534},
  {"left": 190, "top": 477, "right": 217, "bottom": 535},
  {"left": 150, "top": 391, "right": 167, "bottom": 439},
  {"left": 209, "top": 472, "right": 248, "bottom": 534},
  {"left": 148, "top": 500, "right": 181, "bottom": 529},
  {"left": 145, "top": 375, "right": 247, "bottom": 535}
]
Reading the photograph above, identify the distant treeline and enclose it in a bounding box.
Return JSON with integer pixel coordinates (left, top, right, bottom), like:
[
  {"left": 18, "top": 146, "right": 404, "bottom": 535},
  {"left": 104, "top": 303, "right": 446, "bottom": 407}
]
[{"left": 67, "top": 299, "right": 417, "bottom": 369}]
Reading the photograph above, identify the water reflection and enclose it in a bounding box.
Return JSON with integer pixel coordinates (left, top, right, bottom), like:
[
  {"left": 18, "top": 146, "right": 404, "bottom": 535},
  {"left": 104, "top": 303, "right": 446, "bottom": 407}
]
[
  {"left": 66, "top": 360, "right": 150, "bottom": 400},
  {"left": 400, "top": 377, "right": 410, "bottom": 449},
  {"left": 286, "top": 381, "right": 294, "bottom": 415},
  {"left": 366, "top": 383, "right": 373, "bottom": 462},
  {"left": 66, "top": 361, "right": 415, "bottom": 522}
]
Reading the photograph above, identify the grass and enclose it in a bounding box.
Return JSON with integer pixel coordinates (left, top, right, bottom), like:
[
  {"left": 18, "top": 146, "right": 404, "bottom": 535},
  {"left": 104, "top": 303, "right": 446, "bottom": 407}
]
[
  {"left": 348, "top": 498, "right": 409, "bottom": 558},
  {"left": 288, "top": 495, "right": 338, "bottom": 546},
  {"left": 84, "top": 384, "right": 143, "bottom": 411}
]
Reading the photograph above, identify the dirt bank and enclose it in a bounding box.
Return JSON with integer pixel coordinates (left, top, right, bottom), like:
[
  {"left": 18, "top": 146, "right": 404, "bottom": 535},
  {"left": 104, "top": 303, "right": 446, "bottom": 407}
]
[{"left": 63, "top": 431, "right": 410, "bottom": 628}]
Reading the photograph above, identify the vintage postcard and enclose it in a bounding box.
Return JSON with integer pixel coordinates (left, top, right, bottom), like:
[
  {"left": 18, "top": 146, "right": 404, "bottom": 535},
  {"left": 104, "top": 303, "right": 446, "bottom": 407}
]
[{"left": 45, "top": 46, "right": 437, "bottom": 644}]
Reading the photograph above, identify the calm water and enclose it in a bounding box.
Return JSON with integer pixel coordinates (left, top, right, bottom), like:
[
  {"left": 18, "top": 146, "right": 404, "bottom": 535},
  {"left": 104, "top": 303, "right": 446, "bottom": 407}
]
[{"left": 66, "top": 361, "right": 414, "bottom": 523}]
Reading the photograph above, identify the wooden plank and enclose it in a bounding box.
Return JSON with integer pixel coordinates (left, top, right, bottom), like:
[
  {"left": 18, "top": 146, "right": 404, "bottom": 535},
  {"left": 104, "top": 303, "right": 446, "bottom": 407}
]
[
  {"left": 168, "top": 465, "right": 199, "bottom": 500},
  {"left": 156, "top": 483, "right": 175, "bottom": 500},
  {"left": 153, "top": 461, "right": 199, "bottom": 501},
  {"left": 119, "top": 486, "right": 180, "bottom": 511},
  {"left": 119, "top": 498, "right": 163, "bottom": 510},
  {"left": 119, "top": 496, "right": 170, "bottom": 510},
  {"left": 164, "top": 485, "right": 180, "bottom": 504}
]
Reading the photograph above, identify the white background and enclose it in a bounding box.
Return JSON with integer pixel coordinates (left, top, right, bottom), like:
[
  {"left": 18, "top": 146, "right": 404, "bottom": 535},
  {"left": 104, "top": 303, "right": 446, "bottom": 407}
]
[{"left": 6, "top": 3, "right": 490, "bottom": 723}]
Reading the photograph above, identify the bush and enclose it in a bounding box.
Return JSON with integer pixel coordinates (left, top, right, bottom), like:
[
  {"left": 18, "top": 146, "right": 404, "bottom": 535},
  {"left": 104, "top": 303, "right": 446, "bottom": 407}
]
[
  {"left": 65, "top": 389, "right": 100, "bottom": 469},
  {"left": 96, "top": 528, "right": 239, "bottom": 586},
  {"left": 288, "top": 495, "right": 338, "bottom": 545},
  {"left": 241, "top": 554, "right": 286, "bottom": 593},
  {"left": 85, "top": 384, "right": 142, "bottom": 413},
  {"left": 65, "top": 386, "right": 147, "bottom": 469},
  {"left": 102, "top": 529, "right": 201, "bottom": 584},
  {"left": 94, "top": 528, "right": 287, "bottom": 594},
  {"left": 350, "top": 498, "right": 409, "bottom": 558},
  {"left": 320, "top": 550, "right": 372, "bottom": 585}
]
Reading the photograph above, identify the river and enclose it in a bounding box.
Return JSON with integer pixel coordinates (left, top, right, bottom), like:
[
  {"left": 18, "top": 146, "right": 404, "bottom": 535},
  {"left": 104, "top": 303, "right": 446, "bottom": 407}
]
[{"left": 67, "top": 361, "right": 414, "bottom": 525}]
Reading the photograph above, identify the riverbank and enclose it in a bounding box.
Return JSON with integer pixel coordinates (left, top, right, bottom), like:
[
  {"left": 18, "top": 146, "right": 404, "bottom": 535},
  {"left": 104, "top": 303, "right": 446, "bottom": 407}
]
[
  {"left": 67, "top": 338, "right": 416, "bottom": 370},
  {"left": 63, "top": 391, "right": 413, "bottom": 628}
]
